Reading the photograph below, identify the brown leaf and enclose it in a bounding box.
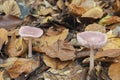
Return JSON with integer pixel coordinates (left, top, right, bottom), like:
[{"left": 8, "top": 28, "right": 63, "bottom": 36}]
[
  {"left": 95, "top": 49, "right": 120, "bottom": 59},
  {"left": 33, "top": 29, "right": 68, "bottom": 49},
  {"left": 45, "top": 26, "right": 66, "bottom": 36},
  {"left": 108, "top": 62, "right": 120, "bottom": 80},
  {"left": 82, "top": 7, "right": 103, "bottom": 19},
  {"left": 7, "top": 58, "right": 39, "bottom": 78},
  {"left": 0, "top": 71, "right": 5, "bottom": 80},
  {"left": 0, "top": 15, "right": 22, "bottom": 30},
  {"left": 85, "top": 23, "right": 106, "bottom": 33},
  {"left": 43, "top": 55, "right": 72, "bottom": 69},
  {"left": 38, "top": 8, "right": 53, "bottom": 16},
  {"left": 41, "top": 40, "right": 76, "bottom": 61},
  {"left": 69, "top": 4, "right": 86, "bottom": 16},
  {"left": 100, "top": 16, "right": 120, "bottom": 25},
  {"left": 0, "top": 28, "right": 8, "bottom": 50},
  {"left": 6, "top": 34, "right": 27, "bottom": 57},
  {"left": 2, "top": 0, "right": 21, "bottom": 17},
  {"left": 57, "top": 0, "right": 65, "bottom": 10}
]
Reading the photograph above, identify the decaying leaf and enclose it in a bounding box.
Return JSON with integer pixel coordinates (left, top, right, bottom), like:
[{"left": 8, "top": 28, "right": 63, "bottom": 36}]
[
  {"left": 44, "top": 65, "right": 87, "bottom": 80},
  {"left": 33, "top": 29, "right": 69, "bottom": 51},
  {"left": 56, "top": 0, "right": 65, "bottom": 10},
  {"left": 99, "top": 16, "right": 120, "bottom": 25},
  {"left": 41, "top": 40, "right": 76, "bottom": 61},
  {"left": 82, "top": 7, "right": 103, "bottom": 19},
  {"left": 0, "top": 15, "right": 22, "bottom": 30},
  {"left": 7, "top": 58, "right": 39, "bottom": 78},
  {"left": 69, "top": 4, "right": 86, "bottom": 16},
  {"left": 95, "top": 49, "right": 120, "bottom": 59},
  {"left": 2, "top": 0, "right": 21, "bottom": 17},
  {"left": 0, "top": 28, "right": 8, "bottom": 50},
  {"left": 109, "top": 62, "right": 120, "bottom": 80},
  {"left": 85, "top": 23, "right": 106, "bottom": 33},
  {"left": 38, "top": 8, "right": 53, "bottom": 16},
  {"left": 43, "top": 55, "right": 72, "bottom": 69},
  {"left": 6, "top": 34, "right": 27, "bottom": 57},
  {"left": 103, "top": 37, "right": 120, "bottom": 50},
  {"left": 45, "top": 26, "right": 66, "bottom": 36}
]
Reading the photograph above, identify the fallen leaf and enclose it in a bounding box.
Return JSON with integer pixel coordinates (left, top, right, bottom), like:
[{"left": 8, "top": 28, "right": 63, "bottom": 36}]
[
  {"left": 0, "top": 28, "right": 8, "bottom": 50},
  {"left": 6, "top": 34, "right": 27, "bottom": 57},
  {"left": 38, "top": 8, "right": 53, "bottom": 16},
  {"left": 43, "top": 55, "right": 72, "bottom": 69},
  {"left": 82, "top": 7, "right": 103, "bottom": 19},
  {"left": 33, "top": 29, "right": 69, "bottom": 48},
  {"left": 103, "top": 37, "right": 120, "bottom": 50},
  {"left": 7, "top": 58, "right": 39, "bottom": 78},
  {"left": 108, "top": 62, "right": 120, "bottom": 80},
  {"left": 0, "top": 57, "right": 18, "bottom": 69},
  {"left": 0, "top": 71, "right": 5, "bottom": 80},
  {"left": 80, "top": 0, "right": 96, "bottom": 10},
  {"left": 41, "top": 40, "right": 76, "bottom": 61},
  {"left": 56, "top": 0, "right": 65, "bottom": 10},
  {"left": 95, "top": 49, "right": 120, "bottom": 59},
  {"left": 69, "top": 4, "right": 86, "bottom": 16},
  {"left": 85, "top": 23, "right": 106, "bottom": 33},
  {"left": 0, "top": 15, "right": 22, "bottom": 30},
  {"left": 2, "top": 0, "right": 21, "bottom": 17},
  {"left": 45, "top": 26, "right": 66, "bottom": 36},
  {"left": 99, "top": 16, "right": 120, "bottom": 25}
]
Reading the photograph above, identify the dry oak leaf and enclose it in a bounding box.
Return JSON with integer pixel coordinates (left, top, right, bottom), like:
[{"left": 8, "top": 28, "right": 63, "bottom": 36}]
[
  {"left": 69, "top": 4, "right": 86, "bottom": 16},
  {"left": 95, "top": 49, "right": 120, "bottom": 59},
  {"left": 6, "top": 34, "right": 27, "bottom": 57},
  {"left": 0, "top": 15, "right": 22, "bottom": 30},
  {"left": 2, "top": 0, "right": 21, "bottom": 17},
  {"left": 0, "top": 28, "right": 8, "bottom": 50},
  {"left": 99, "top": 16, "right": 120, "bottom": 25},
  {"left": 103, "top": 37, "right": 120, "bottom": 50},
  {"left": 45, "top": 26, "right": 66, "bottom": 36},
  {"left": 85, "top": 23, "right": 106, "bottom": 33},
  {"left": 7, "top": 58, "right": 39, "bottom": 78},
  {"left": 38, "top": 8, "right": 53, "bottom": 16},
  {"left": 43, "top": 55, "right": 72, "bottom": 69},
  {"left": 109, "top": 62, "right": 120, "bottom": 80},
  {"left": 33, "top": 29, "right": 69, "bottom": 47},
  {"left": 82, "top": 7, "right": 103, "bottom": 19},
  {"left": 41, "top": 40, "right": 76, "bottom": 61}
]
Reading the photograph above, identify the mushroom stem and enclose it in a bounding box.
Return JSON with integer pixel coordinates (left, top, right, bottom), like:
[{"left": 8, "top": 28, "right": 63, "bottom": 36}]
[
  {"left": 89, "top": 48, "right": 94, "bottom": 72},
  {"left": 28, "top": 38, "right": 32, "bottom": 58}
]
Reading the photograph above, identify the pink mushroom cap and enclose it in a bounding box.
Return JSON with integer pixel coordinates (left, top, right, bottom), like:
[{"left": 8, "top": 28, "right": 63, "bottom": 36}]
[
  {"left": 77, "top": 31, "right": 107, "bottom": 49},
  {"left": 19, "top": 26, "right": 43, "bottom": 38}
]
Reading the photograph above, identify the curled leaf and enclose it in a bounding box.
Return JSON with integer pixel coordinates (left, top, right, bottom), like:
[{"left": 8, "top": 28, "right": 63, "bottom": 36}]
[
  {"left": 0, "top": 15, "right": 22, "bottom": 30},
  {"left": 2, "top": 0, "right": 21, "bottom": 17},
  {"left": 7, "top": 58, "right": 39, "bottom": 78},
  {"left": 0, "top": 28, "right": 8, "bottom": 50},
  {"left": 6, "top": 34, "right": 27, "bottom": 57}
]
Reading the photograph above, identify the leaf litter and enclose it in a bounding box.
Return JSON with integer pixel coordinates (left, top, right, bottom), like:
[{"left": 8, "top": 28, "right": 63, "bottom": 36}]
[{"left": 0, "top": 0, "right": 119, "bottom": 80}]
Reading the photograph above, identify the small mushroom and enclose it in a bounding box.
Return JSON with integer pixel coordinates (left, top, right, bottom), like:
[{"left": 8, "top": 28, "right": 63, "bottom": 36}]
[
  {"left": 77, "top": 31, "right": 107, "bottom": 72},
  {"left": 19, "top": 26, "right": 43, "bottom": 58}
]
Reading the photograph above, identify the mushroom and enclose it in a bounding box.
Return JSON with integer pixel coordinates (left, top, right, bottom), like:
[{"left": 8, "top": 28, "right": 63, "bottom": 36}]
[
  {"left": 77, "top": 31, "right": 107, "bottom": 72},
  {"left": 19, "top": 26, "right": 43, "bottom": 58}
]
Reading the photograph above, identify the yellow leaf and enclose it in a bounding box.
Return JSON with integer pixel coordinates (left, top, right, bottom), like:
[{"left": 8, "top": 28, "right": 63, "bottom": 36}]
[
  {"left": 6, "top": 34, "right": 27, "bottom": 57},
  {"left": 2, "top": 0, "right": 21, "bottom": 17},
  {"left": 0, "top": 28, "right": 8, "bottom": 50}
]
